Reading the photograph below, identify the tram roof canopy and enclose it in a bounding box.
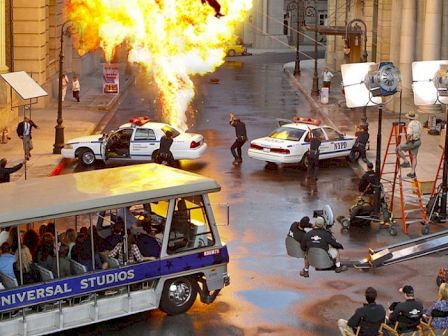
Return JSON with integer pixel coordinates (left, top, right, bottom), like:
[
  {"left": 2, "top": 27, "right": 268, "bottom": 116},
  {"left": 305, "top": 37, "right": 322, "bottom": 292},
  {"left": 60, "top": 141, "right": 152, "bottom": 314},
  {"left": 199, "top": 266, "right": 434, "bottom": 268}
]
[{"left": 0, "top": 164, "right": 220, "bottom": 227}]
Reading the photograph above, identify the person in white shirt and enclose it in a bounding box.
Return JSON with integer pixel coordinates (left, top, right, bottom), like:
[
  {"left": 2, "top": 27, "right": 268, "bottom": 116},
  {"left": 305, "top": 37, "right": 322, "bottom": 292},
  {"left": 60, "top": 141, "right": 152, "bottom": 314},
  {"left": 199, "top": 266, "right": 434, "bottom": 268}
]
[
  {"left": 397, "top": 112, "right": 422, "bottom": 179},
  {"left": 61, "top": 73, "right": 69, "bottom": 102},
  {"left": 72, "top": 75, "right": 81, "bottom": 102},
  {"left": 322, "top": 67, "right": 334, "bottom": 92}
]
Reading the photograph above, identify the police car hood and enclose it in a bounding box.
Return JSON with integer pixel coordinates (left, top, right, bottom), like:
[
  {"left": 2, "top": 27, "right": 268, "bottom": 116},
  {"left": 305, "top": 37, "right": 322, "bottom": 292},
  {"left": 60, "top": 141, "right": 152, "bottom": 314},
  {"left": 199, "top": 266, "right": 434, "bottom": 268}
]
[{"left": 67, "top": 134, "right": 103, "bottom": 144}]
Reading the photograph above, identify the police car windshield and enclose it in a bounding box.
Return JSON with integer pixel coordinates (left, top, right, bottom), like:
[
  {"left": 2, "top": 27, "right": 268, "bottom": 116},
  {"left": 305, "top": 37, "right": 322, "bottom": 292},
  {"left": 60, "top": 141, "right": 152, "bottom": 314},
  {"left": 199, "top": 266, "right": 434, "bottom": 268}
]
[
  {"left": 161, "top": 125, "right": 180, "bottom": 138},
  {"left": 269, "top": 127, "right": 305, "bottom": 141}
]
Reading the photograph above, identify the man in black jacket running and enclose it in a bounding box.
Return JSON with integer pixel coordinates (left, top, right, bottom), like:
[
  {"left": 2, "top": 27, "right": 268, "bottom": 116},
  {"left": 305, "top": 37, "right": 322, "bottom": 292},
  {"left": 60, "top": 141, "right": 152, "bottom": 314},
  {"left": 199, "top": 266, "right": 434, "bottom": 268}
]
[{"left": 229, "top": 113, "right": 247, "bottom": 165}]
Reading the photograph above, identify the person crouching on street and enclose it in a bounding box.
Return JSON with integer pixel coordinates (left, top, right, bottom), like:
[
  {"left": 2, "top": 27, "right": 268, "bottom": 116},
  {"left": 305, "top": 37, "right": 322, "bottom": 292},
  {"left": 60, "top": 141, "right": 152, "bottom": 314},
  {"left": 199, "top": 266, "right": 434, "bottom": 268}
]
[
  {"left": 158, "top": 130, "right": 175, "bottom": 167},
  {"left": 350, "top": 124, "right": 370, "bottom": 164},
  {"left": 229, "top": 112, "right": 247, "bottom": 165},
  {"left": 300, "top": 216, "right": 347, "bottom": 278}
]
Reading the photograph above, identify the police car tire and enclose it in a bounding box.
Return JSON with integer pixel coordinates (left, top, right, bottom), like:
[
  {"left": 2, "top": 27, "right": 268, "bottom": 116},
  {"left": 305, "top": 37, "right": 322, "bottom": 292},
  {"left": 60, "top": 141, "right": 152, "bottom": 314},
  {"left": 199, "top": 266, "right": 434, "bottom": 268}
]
[
  {"left": 79, "top": 148, "right": 96, "bottom": 166},
  {"left": 301, "top": 153, "right": 310, "bottom": 169},
  {"left": 227, "top": 49, "right": 236, "bottom": 57},
  {"left": 160, "top": 276, "right": 198, "bottom": 315}
]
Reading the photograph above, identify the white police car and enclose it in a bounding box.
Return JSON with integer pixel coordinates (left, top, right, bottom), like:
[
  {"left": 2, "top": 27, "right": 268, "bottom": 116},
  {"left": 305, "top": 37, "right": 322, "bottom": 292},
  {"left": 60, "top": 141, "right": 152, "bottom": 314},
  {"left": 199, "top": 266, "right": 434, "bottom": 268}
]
[
  {"left": 61, "top": 116, "right": 207, "bottom": 166},
  {"left": 248, "top": 117, "right": 356, "bottom": 168}
]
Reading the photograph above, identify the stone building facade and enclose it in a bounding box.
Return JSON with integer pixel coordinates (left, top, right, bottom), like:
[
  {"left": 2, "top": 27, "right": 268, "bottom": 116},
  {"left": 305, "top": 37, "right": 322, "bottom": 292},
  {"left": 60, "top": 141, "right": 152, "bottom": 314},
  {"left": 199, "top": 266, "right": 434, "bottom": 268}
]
[{"left": 0, "top": 0, "right": 99, "bottom": 131}]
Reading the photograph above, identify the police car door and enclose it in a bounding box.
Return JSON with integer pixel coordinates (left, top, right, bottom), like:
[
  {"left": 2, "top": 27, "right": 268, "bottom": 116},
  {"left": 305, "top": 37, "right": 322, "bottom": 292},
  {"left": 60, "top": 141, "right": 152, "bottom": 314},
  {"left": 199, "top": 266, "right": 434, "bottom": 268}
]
[
  {"left": 322, "top": 127, "right": 349, "bottom": 158},
  {"left": 130, "top": 128, "right": 157, "bottom": 160}
]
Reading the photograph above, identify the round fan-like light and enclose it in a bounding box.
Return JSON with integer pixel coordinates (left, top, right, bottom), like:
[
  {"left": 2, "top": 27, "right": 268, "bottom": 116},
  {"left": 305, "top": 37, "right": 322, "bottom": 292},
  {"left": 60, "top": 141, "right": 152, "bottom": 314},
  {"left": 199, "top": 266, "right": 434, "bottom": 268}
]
[{"left": 365, "top": 62, "right": 401, "bottom": 97}]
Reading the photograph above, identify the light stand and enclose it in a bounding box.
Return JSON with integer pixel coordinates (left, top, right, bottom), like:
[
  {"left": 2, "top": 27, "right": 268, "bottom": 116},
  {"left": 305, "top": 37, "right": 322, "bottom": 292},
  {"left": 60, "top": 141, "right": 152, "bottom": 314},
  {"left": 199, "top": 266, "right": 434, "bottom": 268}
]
[
  {"left": 53, "top": 20, "right": 72, "bottom": 154},
  {"left": 440, "top": 103, "right": 448, "bottom": 219}
]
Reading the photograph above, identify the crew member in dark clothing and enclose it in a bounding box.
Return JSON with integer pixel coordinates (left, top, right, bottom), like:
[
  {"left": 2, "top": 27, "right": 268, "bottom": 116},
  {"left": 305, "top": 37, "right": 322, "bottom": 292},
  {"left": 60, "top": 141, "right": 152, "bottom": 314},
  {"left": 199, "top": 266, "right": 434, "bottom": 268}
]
[
  {"left": 350, "top": 124, "right": 370, "bottom": 163},
  {"left": 0, "top": 158, "right": 24, "bottom": 183},
  {"left": 307, "top": 131, "right": 321, "bottom": 181},
  {"left": 338, "top": 287, "right": 386, "bottom": 336},
  {"left": 158, "top": 131, "right": 175, "bottom": 167},
  {"left": 288, "top": 216, "right": 312, "bottom": 243},
  {"left": 387, "top": 285, "right": 423, "bottom": 334},
  {"left": 201, "top": 0, "right": 224, "bottom": 18},
  {"left": 300, "top": 217, "right": 347, "bottom": 277},
  {"left": 359, "top": 162, "right": 376, "bottom": 194},
  {"left": 229, "top": 113, "right": 247, "bottom": 165}
]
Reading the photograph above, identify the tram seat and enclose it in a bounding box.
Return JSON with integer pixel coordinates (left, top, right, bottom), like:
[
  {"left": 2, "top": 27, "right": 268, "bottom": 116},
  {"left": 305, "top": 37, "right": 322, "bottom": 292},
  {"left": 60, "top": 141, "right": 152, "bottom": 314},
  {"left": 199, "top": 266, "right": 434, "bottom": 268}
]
[
  {"left": 104, "top": 256, "right": 120, "bottom": 268},
  {"left": 307, "top": 248, "right": 334, "bottom": 270},
  {"left": 69, "top": 259, "right": 87, "bottom": 275},
  {"left": 34, "top": 264, "right": 54, "bottom": 281},
  {"left": 285, "top": 236, "right": 305, "bottom": 259},
  {"left": 0, "top": 271, "right": 18, "bottom": 289}
]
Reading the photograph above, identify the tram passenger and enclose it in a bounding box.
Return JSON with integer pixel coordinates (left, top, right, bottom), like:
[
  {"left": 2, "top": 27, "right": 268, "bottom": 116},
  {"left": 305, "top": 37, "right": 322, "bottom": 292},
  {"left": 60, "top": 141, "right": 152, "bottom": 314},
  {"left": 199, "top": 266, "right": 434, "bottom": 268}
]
[
  {"left": 52, "top": 245, "right": 71, "bottom": 278},
  {"left": 36, "top": 233, "right": 55, "bottom": 271},
  {"left": 72, "top": 232, "right": 104, "bottom": 272},
  {"left": 0, "top": 242, "right": 17, "bottom": 282},
  {"left": 0, "top": 227, "right": 9, "bottom": 245},
  {"left": 387, "top": 285, "right": 423, "bottom": 333},
  {"left": 136, "top": 221, "right": 161, "bottom": 258},
  {"left": 23, "top": 229, "right": 40, "bottom": 261},
  {"left": 62, "top": 228, "right": 77, "bottom": 259},
  {"left": 14, "top": 245, "right": 38, "bottom": 284},
  {"left": 108, "top": 231, "right": 153, "bottom": 264},
  {"left": 7, "top": 227, "right": 19, "bottom": 253},
  {"left": 38, "top": 224, "right": 47, "bottom": 237},
  {"left": 106, "top": 218, "right": 124, "bottom": 247}
]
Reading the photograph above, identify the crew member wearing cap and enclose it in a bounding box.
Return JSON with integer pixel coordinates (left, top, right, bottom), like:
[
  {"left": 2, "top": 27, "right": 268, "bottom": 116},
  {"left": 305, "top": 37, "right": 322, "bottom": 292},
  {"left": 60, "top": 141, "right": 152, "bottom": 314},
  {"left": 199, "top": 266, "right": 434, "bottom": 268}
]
[
  {"left": 396, "top": 112, "right": 422, "bottom": 179},
  {"left": 229, "top": 113, "right": 247, "bottom": 165},
  {"left": 350, "top": 124, "right": 370, "bottom": 164},
  {"left": 387, "top": 285, "right": 423, "bottom": 333},
  {"left": 300, "top": 216, "right": 347, "bottom": 277},
  {"left": 0, "top": 158, "right": 24, "bottom": 183},
  {"left": 359, "top": 162, "right": 376, "bottom": 195},
  {"left": 338, "top": 287, "right": 386, "bottom": 336}
]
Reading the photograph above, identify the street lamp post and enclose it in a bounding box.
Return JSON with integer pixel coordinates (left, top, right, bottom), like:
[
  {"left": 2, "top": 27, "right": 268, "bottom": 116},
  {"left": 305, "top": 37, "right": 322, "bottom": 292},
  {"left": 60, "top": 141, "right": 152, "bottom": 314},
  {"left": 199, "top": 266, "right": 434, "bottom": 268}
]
[
  {"left": 305, "top": 5, "right": 319, "bottom": 96},
  {"left": 53, "top": 20, "right": 72, "bottom": 154},
  {"left": 345, "top": 19, "right": 369, "bottom": 124},
  {"left": 287, "top": 1, "right": 302, "bottom": 76}
]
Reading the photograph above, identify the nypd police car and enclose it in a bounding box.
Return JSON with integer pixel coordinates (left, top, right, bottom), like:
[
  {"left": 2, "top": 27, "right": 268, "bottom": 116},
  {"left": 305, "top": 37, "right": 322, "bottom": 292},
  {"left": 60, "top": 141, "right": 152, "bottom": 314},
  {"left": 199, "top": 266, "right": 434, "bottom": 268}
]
[
  {"left": 248, "top": 117, "right": 356, "bottom": 168},
  {"left": 61, "top": 116, "right": 207, "bottom": 166}
]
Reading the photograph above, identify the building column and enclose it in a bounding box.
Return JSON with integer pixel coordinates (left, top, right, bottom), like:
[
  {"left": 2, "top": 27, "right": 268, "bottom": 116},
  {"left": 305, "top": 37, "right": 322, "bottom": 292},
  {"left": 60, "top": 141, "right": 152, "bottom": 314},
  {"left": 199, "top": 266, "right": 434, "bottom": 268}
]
[
  {"left": 0, "top": 0, "right": 8, "bottom": 72},
  {"left": 418, "top": 0, "right": 443, "bottom": 115},
  {"left": 398, "top": 0, "right": 416, "bottom": 99},
  {"left": 415, "top": 0, "right": 426, "bottom": 61},
  {"left": 441, "top": 0, "right": 448, "bottom": 59},
  {"left": 390, "top": 0, "right": 401, "bottom": 112}
]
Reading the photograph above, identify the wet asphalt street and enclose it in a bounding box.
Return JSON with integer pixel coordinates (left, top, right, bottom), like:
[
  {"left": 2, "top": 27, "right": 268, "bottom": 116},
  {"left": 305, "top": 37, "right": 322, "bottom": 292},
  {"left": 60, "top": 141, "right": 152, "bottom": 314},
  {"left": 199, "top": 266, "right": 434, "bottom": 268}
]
[{"left": 59, "top": 53, "right": 445, "bottom": 336}]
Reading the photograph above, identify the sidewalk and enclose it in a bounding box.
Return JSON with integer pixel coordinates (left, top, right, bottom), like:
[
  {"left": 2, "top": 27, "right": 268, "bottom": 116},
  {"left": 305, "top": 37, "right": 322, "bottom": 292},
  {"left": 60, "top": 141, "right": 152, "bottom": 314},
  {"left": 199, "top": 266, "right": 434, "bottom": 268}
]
[
  {"left": 284, "top": 59, "right": 444, "bottom": 184},
  {"left": 1, "top": 65, "right": 133, "bottom": 182}
]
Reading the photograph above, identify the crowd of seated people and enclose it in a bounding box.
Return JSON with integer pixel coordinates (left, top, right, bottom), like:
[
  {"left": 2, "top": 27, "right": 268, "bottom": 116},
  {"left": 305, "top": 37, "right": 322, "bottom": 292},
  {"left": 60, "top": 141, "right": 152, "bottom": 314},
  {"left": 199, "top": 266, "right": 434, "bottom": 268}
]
[{"left": 0, "top": 213, "right": 164, "bottom": 289}]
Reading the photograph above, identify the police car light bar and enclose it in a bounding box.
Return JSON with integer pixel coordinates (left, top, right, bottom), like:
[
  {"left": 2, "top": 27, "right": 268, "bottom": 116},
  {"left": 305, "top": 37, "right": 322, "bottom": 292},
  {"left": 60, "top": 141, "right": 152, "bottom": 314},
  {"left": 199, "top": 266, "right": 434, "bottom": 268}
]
[
  {"left": 412, "top": 60, "right": 448, "bottom": 105},
  {"left": 292, "top": 116, "right": 321, "bottom": 126},
  {"left": 129, "top": 116, "right": 151, "bottom": 126}
]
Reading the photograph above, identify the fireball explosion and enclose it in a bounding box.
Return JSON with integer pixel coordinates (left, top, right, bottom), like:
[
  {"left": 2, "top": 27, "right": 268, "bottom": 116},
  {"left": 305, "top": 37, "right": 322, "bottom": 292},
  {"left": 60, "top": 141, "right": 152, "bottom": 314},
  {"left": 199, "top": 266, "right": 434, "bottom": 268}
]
[{"left": 67, "top": 0, "right": 252, "bottom": 130}]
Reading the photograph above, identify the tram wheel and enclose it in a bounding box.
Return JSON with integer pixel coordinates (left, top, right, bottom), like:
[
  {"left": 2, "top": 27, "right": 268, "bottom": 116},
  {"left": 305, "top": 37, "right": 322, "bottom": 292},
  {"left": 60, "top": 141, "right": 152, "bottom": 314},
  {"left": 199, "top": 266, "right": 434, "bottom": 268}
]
[{"left": 160, "top": 276, "right": 198, "bottom": 315}]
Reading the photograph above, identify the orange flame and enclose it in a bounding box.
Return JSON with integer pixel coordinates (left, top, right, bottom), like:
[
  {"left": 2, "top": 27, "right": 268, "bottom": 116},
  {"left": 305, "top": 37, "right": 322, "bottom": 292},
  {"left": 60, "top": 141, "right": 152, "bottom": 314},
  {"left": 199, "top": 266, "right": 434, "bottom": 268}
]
[{"left": 67, "top": 0, "right": 252, "bottom": 130}]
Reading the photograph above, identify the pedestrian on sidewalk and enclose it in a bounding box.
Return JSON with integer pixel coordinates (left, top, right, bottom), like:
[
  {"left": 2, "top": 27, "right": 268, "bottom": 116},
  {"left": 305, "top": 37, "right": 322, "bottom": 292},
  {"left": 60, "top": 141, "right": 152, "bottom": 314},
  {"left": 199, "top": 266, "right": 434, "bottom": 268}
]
[
  {"left": 72, "top": 75, "right": 81, "bottom": 102},
  {"left": 0, "top": 158, "right": 24, "bottom": 183},
  {"left": 337, "top": 287, "right": 386, "bottom": 336},
  {"left": 229, "top": 112, "right": 247, "bottom": 165},
  {"left": 322, "top": 67, "right": 334, "bottom": 92},
  {"left": 16, "top": 116, "right": 38, "bottom": 160},
  {"left": 396, "top": 112, "right": 422, "bottom": 179},
  {"left": 61, "top": 73, "right": 69, "bottom": 102}
]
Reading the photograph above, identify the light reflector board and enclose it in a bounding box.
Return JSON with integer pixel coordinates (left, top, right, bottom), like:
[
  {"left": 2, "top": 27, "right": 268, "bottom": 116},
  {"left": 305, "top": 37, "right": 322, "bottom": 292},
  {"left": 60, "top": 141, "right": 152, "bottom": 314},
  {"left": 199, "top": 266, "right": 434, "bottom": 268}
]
[
  {"left": 341, "top": 62, "right": 382, "bottom": 108},
  {"left": 0, "top": 71, "right": 48, "bottom": 100},
  {"left": 412, "top": 60, "right": 448, "bottom": 105}
]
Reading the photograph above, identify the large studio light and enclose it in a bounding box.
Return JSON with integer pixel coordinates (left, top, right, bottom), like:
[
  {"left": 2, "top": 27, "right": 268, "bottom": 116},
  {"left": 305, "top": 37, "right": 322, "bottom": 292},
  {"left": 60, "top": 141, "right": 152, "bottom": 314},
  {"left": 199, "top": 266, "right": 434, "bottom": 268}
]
[{"left": 341, "top": 61, "right": 401, "bottom": 219}]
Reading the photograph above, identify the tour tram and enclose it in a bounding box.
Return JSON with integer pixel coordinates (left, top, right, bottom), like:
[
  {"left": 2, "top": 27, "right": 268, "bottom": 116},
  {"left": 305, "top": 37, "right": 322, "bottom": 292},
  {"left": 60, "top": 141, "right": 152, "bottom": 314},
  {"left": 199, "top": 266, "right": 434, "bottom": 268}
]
[{"left": 0, "top": 164, "right": 230, "bottom": 336}]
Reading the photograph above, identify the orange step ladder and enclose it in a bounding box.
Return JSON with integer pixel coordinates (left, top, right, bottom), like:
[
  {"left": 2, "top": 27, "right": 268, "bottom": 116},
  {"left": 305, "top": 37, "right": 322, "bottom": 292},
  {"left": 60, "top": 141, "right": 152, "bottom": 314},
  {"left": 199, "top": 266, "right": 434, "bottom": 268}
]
[{"left": 380, "top": 121, "right": 427, "bottom": 233}]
